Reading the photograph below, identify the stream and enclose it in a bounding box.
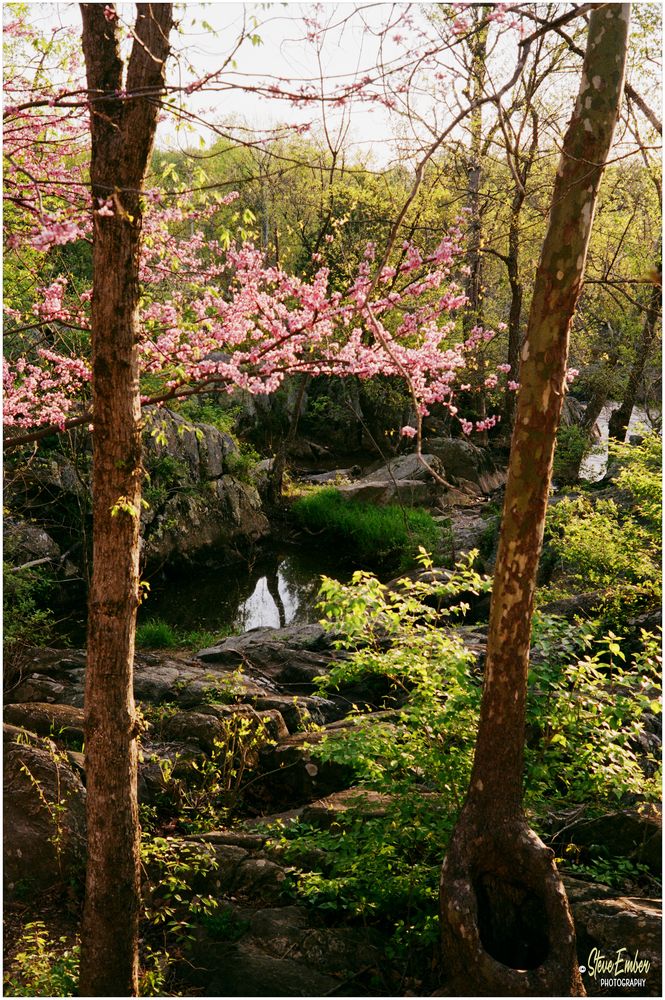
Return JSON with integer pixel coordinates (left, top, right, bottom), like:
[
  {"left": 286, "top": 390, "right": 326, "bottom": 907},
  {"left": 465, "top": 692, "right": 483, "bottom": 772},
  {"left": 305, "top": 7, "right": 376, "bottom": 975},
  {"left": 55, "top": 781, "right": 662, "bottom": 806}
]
[{"left": 579, "top": 403, "right": 657, "bottom": 481}]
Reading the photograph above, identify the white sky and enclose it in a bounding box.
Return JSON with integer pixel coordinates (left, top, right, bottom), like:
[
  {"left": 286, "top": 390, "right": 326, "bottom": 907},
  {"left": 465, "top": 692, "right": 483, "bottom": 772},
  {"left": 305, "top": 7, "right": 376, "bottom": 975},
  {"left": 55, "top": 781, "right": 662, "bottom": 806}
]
[{"left": 5, "top": 2, "right": 662, "bottom": 169}]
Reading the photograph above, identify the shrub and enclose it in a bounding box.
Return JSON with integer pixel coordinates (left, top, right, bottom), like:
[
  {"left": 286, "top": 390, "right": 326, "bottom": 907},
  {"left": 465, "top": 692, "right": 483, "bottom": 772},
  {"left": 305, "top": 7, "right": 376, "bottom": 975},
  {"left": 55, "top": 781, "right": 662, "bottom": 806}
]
[
  {"left": 3, "top": 922, "right": 79, "bottom": 997},
  {"left": 553, "top": 424, "right": 595, "bottom": 483},
  {"left": 291, "top": 487, "right": 441, "bottom": 570},
  {"left": 543, "top": 432, "right": 661, "bottom": 624},
  {"left": 3, "top": 564, "right": 54, "bottom": 695}
]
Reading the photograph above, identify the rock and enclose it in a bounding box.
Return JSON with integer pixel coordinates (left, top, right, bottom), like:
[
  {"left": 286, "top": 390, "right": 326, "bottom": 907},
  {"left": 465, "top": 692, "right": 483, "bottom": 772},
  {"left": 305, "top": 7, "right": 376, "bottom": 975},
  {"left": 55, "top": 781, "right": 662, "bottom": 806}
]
[
  {"left": 363, "top": 453, "right": 444, "bottom": 483},
  {"left": 554, "top": 807, "right": 661, "bottom": 875},
  {"left": 3, "top": 518, "right": 62, "bottom": 565},
  {"left": 6, "top": 408, "right": 271, "bottom": 576},
  {"left": 326, "top": 453, "right": 444, "bottom": 507},
  {"left": 143, "top": 476, "right": 269, "bottom": 568},
  {"left": 3, "top": 703, "right": 84, "bottom": 744},
  {"left": 232, "top": 857, "right": 289, "bottom": 904},
  {"left": 425, "top": 437, "right": 506, "bottom": 493},
  {"left": 252, "top": 731, "right": 354, "bottom": 810},
  {"left": 161, "top": 705, "right": 289, "bottom": 751},
  {"left": 336, "top": 478, "right": 432, "bottom": 506},
  {"left": 4, "top": 728, "right": 86, "bottom": 895},
  {"left": 197, "top": 625, "right": 337, "bottom": 691},
  {"left": 300, "top": 467, "right": 360, "bottom": 484},
  {"left": 449, "top": 507, "right": 492, "bottom": 557},
  {"left": 540, "top": 591, "right": 606, "bottom": 619},
  {"left": 300, "top": 788, "right": 393, "bottom": 829},
  {"left": 187, "top": 942, "right": 344, "bottom": 997},
  {"left": 563, "top": 878, "right": 662, "bottom": 997},
  {"left": 253, "top": 693, "right": 333, "bottom": 731}
]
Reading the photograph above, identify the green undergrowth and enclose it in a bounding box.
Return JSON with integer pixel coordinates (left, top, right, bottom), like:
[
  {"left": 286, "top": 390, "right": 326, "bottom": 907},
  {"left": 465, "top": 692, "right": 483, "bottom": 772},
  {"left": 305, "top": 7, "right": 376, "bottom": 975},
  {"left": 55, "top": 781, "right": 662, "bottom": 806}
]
[
  {"left": 542, "top": 432, "right": 661, "bottom": 631},
  {"left": 266, "top": 551, "right": 661, "bottom": 964},
  {"left": 291, "top": 487, "right": 441, "bottom": 570},
  {"left": 135, "top": 617, "right": 232, "bottom": 650}
]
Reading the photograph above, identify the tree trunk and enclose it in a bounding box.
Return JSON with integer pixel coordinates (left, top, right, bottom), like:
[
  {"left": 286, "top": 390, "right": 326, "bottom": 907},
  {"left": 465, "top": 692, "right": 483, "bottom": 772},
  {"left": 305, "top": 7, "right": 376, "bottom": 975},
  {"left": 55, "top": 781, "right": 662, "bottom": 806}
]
[
  {"left": 608, "top": 277, "right": 661, "bottom": 441},
  {"left": 463, "top": 8, "right": 490, "bottom": 443},
  {"left": 78, "top": 5, "right": 172, "bottom": 996},
  {"left": 439, "top": 6, "right": 630, "bottom": 996}
]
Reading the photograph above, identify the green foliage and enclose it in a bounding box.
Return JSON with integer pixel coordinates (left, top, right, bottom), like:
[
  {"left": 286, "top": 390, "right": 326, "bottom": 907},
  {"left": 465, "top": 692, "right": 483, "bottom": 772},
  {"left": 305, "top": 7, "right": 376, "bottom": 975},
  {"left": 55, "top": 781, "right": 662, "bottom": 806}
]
[
  {"left": 272, "top": 553, "right": 488, "bottom": 956},
  {"left": 563, "top": 851, "right": 655, "bottom": 890},
  {"left": 3, "top": 922, "right": 79, "bottom": 997},
  {"left": 291, "top": 488, "right": 441, "bottom": 570},
  {"left": 139, "top": 836, "right": 220, "bottom": 992},
  {"left": 526, "top": 613, "right": 661, "bottom": 810},
  {"left": 271, "top": 560, "right": 661, "bottom": 960},
  {"left": 543, "top": 433, "right": 661, "bottom": 624},
  {"left": 553, "top": 424, "right": 595, "bottom": 483},
  {"left": 136, "top": 617, "right": 229, "bottom": 650},
  {"left": 141, "top": 713, "right": 274, "bottom": 834},
  {"left": 3, "top": 563, "right": 54, "bottom": 692}
]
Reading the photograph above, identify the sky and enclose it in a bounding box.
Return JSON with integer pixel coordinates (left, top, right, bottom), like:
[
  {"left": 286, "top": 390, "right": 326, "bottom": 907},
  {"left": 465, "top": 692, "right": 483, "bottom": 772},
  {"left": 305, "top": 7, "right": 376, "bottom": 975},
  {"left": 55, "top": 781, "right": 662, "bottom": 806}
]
[{"left": 6, "top": 2, "right": 661, "bottom": 170}]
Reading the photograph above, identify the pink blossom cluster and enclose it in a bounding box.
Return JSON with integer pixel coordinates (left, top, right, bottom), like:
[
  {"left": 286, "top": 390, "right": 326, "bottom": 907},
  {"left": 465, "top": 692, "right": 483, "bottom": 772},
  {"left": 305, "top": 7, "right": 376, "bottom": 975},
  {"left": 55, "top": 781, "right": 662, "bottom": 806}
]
[{"left": 3, "top": 351, "right": 91, "bottom": 429}]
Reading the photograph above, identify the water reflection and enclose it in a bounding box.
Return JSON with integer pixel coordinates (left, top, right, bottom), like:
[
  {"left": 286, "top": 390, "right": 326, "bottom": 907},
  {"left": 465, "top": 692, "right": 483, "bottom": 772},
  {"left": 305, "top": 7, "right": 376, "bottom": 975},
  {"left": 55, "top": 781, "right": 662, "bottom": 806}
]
[{"left": 142, "top": 547, "right": 348, "bottom": 636}]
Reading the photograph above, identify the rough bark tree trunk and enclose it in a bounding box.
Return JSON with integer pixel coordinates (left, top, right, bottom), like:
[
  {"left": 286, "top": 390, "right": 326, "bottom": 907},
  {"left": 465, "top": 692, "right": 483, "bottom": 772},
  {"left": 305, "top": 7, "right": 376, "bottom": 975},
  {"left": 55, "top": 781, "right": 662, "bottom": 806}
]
[
  {"left": 78, "top": 5, "right": 172, "bottom": 996},
  {"left": 608, "top": 277, "right": 661, "bottom": 441},
  {"left": 463, "top": 8, "right": 490, "bottom": 443},
  {"left": 439, "top": 6, "right": 630, "bottom": 996},
  {"left": 503, "top": 109, "right": 538, "bottom": 431}
]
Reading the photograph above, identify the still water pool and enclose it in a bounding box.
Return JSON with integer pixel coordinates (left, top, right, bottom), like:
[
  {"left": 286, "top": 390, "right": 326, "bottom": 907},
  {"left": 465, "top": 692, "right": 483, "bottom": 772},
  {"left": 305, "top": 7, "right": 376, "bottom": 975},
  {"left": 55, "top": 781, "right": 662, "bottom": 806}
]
[{"left": 141, "top": 546, "right": 350, "bottom": 636}]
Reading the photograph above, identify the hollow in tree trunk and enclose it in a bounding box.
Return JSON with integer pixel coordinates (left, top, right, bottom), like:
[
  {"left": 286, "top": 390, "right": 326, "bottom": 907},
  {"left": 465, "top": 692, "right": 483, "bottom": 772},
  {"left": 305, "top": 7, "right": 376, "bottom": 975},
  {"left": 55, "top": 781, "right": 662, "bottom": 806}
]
[
  {"left": 439, "top": 6, "right": 630, "bottom": 996},
  {"left": 78, "top": 5, "right": 173, "bottom": 995}
]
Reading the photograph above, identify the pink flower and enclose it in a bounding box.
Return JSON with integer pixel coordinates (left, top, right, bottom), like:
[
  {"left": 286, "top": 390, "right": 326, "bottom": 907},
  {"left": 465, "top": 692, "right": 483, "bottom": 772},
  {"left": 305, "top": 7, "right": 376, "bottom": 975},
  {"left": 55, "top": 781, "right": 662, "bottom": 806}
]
[
  {"left": 508, "top": 381, "right": 520, "bottom": 392},
  {"left": 400, "top": 425, "right": 417, "bottom": 438},
  {"left": 96, "top": 197, "right": 114, "bottom": 217}
]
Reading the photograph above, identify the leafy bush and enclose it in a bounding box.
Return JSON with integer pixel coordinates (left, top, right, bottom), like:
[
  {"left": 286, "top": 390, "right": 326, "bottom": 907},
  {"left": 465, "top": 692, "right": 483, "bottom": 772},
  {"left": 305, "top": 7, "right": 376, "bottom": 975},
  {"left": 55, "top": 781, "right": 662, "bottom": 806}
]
[
  {"left": 553, "top": 424, "right": 595, "bottom": 482},
  {"left": 272, "top": 553, "right": 488, "bottom": 961},
  {"left": 543, "top": 433, "right": 661, "bottom": 624},
  {"left": 291, "top": 488, "right": 441, "bottom": 570},
  {"left": 3, "top": 922, "right": 79, "bottom": 997},
  {"left": 3, "top": 564, "right": 54, "bottom": 694},
  {"left": 526, "top": 613, "right": 661, "bottom": 810}
]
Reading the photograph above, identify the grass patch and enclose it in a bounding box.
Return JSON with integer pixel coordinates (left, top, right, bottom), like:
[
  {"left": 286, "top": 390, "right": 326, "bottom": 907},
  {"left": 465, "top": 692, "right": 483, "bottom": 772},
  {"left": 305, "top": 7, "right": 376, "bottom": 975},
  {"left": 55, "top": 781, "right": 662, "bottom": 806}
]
[
  {"left": 136, "top": 618, "right": 230, "bottom": 650},
  {"left": 291, "top": 487, "right": 440, "bottom": 570}
]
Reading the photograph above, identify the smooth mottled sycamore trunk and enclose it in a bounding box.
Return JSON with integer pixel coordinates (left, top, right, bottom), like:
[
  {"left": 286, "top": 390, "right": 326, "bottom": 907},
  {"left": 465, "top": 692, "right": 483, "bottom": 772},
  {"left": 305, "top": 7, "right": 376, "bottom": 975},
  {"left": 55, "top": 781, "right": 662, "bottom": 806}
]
[
  {"left": 79, "top": 5, "right": 172, "bottom": 995},
  {"left": 439, "top": 7, "right": 630, "bottom": 996}
]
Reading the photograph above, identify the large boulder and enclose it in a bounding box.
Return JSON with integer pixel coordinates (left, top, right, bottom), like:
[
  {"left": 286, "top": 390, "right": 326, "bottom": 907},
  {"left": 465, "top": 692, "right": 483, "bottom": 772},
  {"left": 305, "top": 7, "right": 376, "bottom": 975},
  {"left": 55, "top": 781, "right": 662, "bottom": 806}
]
[
  {"left": 552, "top": 806, "right": 661, "bottom": 875},
  {"left": 4, "top": 408, "right": 271, "bottom": 575},
  {"left": 333, "top": 453, "right": 444, "bottom": 507},
  {"left": 3, "top": 703, "right": 85, "bottom": 744},
  {"left": 425, "top": 437, "right": 506, "bottom": 493},
  {"left": 564, "top": 877, "right": 661, "bottom": 997},
  {"left": 141, "top": 410, "right": 270, "bottom": 564},
  {"left": 142, "top": 476, "right": 269, "bottom": 567},
  {"left": 197, "top": 624, "right": 337, "bottom": 689},
  {"left": 4, "top": 727, "right": 87, "bottom": 896}
]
